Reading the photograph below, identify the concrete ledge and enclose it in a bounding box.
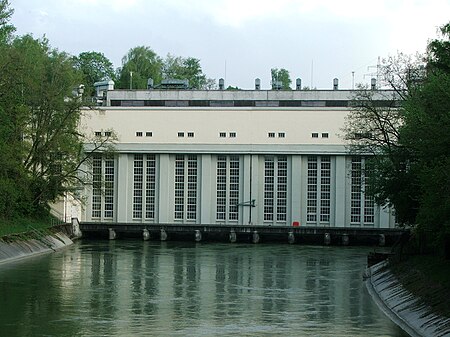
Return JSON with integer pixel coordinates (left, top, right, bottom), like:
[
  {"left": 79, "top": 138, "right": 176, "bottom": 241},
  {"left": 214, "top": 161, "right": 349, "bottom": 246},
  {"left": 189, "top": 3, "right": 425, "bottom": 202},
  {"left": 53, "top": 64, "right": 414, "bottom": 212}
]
[
  {"left": 365, "top": 261, "right": 450, "bottom": 337},
  {"left": 0, "top": 232, "right": 73, "bottom": 265}
]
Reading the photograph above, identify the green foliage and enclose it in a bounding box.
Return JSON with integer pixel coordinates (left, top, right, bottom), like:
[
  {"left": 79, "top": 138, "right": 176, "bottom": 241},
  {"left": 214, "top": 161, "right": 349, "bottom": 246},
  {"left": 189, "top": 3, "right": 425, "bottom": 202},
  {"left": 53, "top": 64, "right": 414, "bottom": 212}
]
[
  {"left": 427, "top": 23, "right": 450, "bottom": 73},
  {"left": 116, "top": 47, "right": 213, "bottom": 90},
  {"left": 0, "top": 216, "right": 55, "bottom": 237},
  {"left": 74, "top": 51, "right": 115, "bottom": 96},
  {"left": 0, "top": 156, "right": 32, "bottom": 219},
  {"left": 116, "top": 46, "right": 163, "bottom": 89},
  {"left": 0, "top": 0, "right": 14, "bottom": 44},
  {"left": 162, "top": 54, "right": 210, "bottom": 89},
  {"left": 344, "top": 22, "right": 450, "bottom": 252},
  {"left": 342, "top": 84, "right": 419, "bottom": 225},
  {"left": 0, "top": 34, "right": 87, "bottom": 219},
  {"left": 366, "top": 152, "right": 421, "bottom": 226},
  {"left": 401, "top": 68, "right": 450, "bottom": 242},
  {"left": 271, "top": 68, "right": 291, "bottom": 90},
  {"left": 0, "top": 2, "right": 114, "bottom": 224}
]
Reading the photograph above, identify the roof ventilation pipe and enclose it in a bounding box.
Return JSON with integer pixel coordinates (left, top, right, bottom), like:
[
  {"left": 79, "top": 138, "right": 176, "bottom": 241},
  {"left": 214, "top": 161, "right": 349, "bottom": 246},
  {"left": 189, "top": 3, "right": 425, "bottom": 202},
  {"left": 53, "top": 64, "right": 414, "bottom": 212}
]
[
  {"left": 371, "top": 78, "right": 377, "bottom": 90},
  {"left": 94, "top": 80, "right": 114, "bottom": 98},
  {"left": 147, "top": 78, "right": 154, "bottom": 90},
  {"left": 333, "top": 78, "right": 339, "bottom": 90},
  {"left": 255, "top": 78, "right": 261, "bottom": 90}
]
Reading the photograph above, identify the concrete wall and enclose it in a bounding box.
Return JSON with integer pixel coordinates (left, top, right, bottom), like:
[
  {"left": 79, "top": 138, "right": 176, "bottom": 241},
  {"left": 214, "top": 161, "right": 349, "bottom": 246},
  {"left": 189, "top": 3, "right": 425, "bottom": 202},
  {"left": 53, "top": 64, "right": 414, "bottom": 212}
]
[
  {"left": 365, "top": 261, "right": 450, "bottom": 337},
  {"left": 0, "top": 233, "right": 73, "bottom": 265},
  {"left": 81, "top": 107, "right": 348, "bottom": 146}
]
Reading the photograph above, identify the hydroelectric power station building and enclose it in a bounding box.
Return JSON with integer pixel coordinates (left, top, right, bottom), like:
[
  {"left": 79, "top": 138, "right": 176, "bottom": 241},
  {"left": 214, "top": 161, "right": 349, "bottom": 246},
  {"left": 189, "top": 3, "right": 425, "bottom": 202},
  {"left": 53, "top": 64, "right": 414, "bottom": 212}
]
[{"left": 79, "top": 79, "right": 396, "bottom": 230}]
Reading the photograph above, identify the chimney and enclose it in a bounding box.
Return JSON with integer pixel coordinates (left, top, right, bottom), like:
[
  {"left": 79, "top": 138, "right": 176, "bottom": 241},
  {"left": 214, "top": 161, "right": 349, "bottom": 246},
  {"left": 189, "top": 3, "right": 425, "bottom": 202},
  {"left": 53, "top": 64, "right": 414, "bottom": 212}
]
[
  {"left": 219, "top": 78, "right": 225, "bottom": 90},
  {"left": 255, "top": 78, "right": 261, "bottom": 90},
  {"left": 296, "top": 78, "right": 302, "bottom": 90}
]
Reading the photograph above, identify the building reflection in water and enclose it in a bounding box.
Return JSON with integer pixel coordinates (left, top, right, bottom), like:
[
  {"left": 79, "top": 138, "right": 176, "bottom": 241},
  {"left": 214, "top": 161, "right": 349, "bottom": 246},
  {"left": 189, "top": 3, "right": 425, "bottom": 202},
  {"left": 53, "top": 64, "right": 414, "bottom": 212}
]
[{"left": 0, "top": 241, "right": 408, "bottom": 337}]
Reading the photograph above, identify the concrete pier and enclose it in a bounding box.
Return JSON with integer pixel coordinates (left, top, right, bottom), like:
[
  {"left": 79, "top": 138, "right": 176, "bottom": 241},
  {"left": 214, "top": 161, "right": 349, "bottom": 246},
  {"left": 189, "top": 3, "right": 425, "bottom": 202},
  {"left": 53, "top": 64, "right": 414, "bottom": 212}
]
[
  {"left": 288, "top": 231, "right": 295, "bottom": 244},
  {"left": 229, "top": 229, "right": 237, "bottom": 243},
  {"left": 342, "top": 233, "right": 349, "bottom": 246},
  {"left": 324, "top": 233, "right": 331, "bottom": 245},
  {"left": 80, "top": 222, "right": 407, "bottom": 246},
  {"left": 195, "top": 230, "right": 202, "bottom": 242},
  {"left": 143, "top": 228, "right": 150, "bottom": 241},
  {"left": 160, "top": 228, "right": 167, "bottom": 241},
  {"left": 252, "top": 231, "right": 260, "bottom": 244},
  {"left": 108, "top": 228, "right": 116, "bottom": 240}
]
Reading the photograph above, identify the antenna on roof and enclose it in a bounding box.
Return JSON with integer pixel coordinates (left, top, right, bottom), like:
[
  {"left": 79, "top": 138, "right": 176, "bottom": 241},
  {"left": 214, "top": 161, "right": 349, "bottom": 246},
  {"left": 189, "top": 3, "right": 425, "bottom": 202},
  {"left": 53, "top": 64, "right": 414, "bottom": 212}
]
[{"left": 352, "top": 71, "right": 355, "bottom": 90}]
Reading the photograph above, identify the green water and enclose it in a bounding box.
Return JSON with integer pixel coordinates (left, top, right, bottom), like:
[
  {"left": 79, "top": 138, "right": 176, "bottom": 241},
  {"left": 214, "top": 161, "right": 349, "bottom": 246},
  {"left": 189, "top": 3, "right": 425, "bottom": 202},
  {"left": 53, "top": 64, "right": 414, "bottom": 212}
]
[{"left": 0, "top": 241, "right": 408, "bottom": 337}]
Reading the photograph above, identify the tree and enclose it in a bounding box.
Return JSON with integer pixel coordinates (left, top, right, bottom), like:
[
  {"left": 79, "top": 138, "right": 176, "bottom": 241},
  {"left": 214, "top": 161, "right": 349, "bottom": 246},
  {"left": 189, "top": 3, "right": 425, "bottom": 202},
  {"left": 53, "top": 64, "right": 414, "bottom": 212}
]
[
  {"left": 343, "top": 22, "right": 450, "bottom": 253},
  {"left": 0, "top": 0, "right": 14, "bottom": 44},
  {"left": 427, "top": 23, "right": 450, "bottom": 73},
  {"left": 117, "top": 47, "right": 216, "bottom": 90},
  {"left": 74, "top": 51, "right": 115, "bottom": 96},
  {"left": 343, "top": 83, "right": 419, "bottom": 225},
  {"left": 0, "top": 1, "right": 27, "bottom": 218},
  {"left": 0, "top": 34, "right": 115, "bottom": 218},
  {"left": 162, "top": 54, "right": 212, "bottom": 89},
  {"left": 271, "top": 68, "right": 291, "bottom": 90},
  {"left": 117, "top": 46, "right": 163, "bottom": 89},
  {"left": 226, "top": 85, "right": 241, "bottom": 91},
  {"left": 0, "top": 105, "right": 31, "bottom": 218},
  {"left": 399, "top": 23, "right": 450, "bottom": 249},
  {"left": 342, "top": 53, "right": 426, "bottom": 226}
]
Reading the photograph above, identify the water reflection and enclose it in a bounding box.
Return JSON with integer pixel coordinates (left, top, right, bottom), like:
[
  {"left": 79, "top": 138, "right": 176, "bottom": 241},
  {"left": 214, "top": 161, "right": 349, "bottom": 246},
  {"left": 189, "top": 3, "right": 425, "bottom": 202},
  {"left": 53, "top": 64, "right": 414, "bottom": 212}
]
[{"left": 0, "top": 241, "right": 409, "bottom": 337}]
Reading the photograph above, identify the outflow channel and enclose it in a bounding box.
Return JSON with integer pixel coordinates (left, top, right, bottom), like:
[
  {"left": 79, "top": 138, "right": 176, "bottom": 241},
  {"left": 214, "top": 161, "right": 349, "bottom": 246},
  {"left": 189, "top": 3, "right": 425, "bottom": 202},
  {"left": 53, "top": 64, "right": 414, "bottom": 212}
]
[{"left": 0, "top": 240, "right": 409, "bottom": 337}]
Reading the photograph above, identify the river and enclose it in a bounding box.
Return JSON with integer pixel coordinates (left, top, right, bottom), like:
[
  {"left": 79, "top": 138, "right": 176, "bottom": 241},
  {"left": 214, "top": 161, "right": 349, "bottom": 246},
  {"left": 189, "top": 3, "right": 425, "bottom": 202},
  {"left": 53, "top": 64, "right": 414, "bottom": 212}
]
[{"left": 0, "top": 240, "right": 408, "bottom": 337}]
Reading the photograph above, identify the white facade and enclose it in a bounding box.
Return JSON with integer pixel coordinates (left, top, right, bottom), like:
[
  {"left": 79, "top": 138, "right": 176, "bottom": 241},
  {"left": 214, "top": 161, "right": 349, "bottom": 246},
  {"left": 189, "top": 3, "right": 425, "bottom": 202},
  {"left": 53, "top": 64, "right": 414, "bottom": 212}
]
[{"left": 80, "top": 88, "right": 396, "bottom": 228}]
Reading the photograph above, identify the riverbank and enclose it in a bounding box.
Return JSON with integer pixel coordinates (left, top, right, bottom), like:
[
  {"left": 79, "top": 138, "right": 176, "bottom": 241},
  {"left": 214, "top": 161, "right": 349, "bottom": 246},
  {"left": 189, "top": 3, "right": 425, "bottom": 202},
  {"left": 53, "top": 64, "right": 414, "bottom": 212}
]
[
  {"left": 390, "top": 255, "right": 450, "bottom": 319},
  {"left": 0, "top": 219, "right": 82, "bottom": 265},
  {"left": 365, "top": 260, "right": 450, "bottom": 337},
  {"left": 0, "top": 216, "right": 61, "bottom": 237}
]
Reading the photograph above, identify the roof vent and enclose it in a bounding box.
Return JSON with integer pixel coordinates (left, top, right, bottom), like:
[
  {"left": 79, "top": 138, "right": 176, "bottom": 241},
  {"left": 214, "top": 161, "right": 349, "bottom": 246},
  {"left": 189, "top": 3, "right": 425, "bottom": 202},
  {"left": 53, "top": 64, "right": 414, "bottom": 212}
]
[
  {"left": 147, "top": 78, "right": 154, "bottom": 89},
  {"left": 371, "top": 78, "right": 377, "bottom": 90},
  {"left": 94, "top": 80, "right": 114, "bottom": 97},
  {"left": 219, "top": 78, "right": 225, "bottom": 90},
  {"left": 333, "top": 78, "right": 339, "bottom": 90},
  {"left": 255, "top": 78, "right": 261, "bottom": 90},
  {"left": 296, "top": 78, "right": 302, "bottom": 90},
  {"left": 155, "top": 79, "right": 189, "bottom": 90}
]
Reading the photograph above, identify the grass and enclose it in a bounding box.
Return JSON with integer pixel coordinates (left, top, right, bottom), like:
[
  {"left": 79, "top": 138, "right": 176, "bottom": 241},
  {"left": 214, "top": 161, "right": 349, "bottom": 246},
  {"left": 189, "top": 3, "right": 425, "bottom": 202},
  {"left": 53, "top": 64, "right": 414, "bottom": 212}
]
[
  {"left": 390, "top": 254, "right": 450, "bottom": 318},
  {"left": 0, "top": 216, "right": 57, "bottom": 238}
]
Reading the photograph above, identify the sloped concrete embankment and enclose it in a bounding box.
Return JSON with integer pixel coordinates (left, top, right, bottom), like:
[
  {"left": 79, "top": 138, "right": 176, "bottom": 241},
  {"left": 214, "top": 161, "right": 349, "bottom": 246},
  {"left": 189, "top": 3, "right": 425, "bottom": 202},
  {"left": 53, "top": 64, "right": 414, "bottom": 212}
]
[
  {"left": 0, "top": 218, "right": 82, "bottom": 265},
  {"left": 365, "top": 261, "right": 450, "bottom": 337}
]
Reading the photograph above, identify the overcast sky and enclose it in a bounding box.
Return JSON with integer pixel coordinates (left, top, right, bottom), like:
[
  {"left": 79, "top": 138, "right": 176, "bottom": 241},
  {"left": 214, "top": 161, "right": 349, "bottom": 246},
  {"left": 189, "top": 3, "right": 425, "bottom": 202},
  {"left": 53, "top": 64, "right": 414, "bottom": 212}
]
[{"left": 9, "top": 0, "right": 450, "bottom": 89}]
